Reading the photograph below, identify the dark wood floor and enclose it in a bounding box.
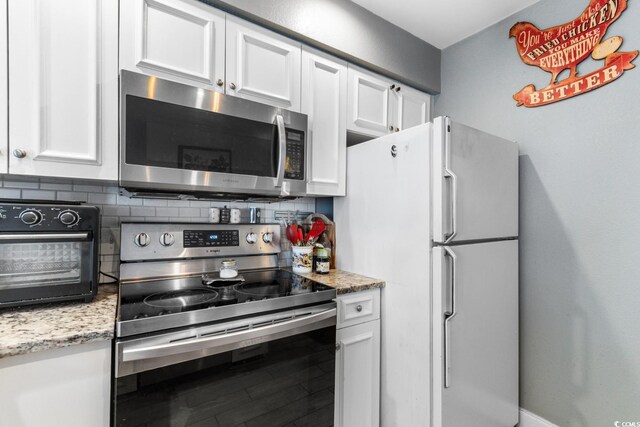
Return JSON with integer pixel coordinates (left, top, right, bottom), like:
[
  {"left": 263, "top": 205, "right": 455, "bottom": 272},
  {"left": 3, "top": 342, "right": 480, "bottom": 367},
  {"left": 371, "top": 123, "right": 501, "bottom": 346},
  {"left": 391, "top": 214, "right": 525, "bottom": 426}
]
[{"left": 116, "top": 329, "right": 335, "bottom": 427}]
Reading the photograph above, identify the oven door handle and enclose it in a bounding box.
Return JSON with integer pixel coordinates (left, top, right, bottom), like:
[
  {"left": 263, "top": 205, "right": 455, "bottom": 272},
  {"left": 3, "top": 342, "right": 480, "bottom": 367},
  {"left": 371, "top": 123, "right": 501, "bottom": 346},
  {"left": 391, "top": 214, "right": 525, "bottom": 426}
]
[
  {"left": 0, "top": 232, "right": 90, "bottom": 241},
  {"left": 121, "top": 307, "right": 336, "bottom": 363}
]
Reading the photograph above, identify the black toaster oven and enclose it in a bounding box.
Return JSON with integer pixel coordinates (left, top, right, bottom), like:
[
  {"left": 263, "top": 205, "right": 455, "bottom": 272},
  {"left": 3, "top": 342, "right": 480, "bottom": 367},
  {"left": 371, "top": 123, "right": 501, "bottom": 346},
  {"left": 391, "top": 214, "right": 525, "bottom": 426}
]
[{"left": 0, "top": 201, "right": 100, "bottom": 309}]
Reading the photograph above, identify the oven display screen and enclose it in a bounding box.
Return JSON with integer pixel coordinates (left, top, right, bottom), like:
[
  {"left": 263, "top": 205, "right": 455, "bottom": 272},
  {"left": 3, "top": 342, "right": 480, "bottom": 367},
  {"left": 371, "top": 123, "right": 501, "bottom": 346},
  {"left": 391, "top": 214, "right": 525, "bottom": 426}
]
[{"left": 184, "top": 230, "right": 239, "bottom": 247}]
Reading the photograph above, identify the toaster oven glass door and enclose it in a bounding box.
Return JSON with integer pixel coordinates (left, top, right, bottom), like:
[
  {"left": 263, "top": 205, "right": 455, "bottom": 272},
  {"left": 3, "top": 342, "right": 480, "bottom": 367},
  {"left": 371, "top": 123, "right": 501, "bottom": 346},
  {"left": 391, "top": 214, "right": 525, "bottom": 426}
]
[{"left": 0, "top": 234, "right": 95, "bottom": 304}]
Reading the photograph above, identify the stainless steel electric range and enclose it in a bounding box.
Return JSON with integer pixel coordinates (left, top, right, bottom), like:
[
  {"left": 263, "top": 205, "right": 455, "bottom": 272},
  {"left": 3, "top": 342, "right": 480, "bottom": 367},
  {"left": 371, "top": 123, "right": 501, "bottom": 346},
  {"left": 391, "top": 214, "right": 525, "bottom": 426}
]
[{"left": 113, "top": 222, "right": 337, "bottom": 427}]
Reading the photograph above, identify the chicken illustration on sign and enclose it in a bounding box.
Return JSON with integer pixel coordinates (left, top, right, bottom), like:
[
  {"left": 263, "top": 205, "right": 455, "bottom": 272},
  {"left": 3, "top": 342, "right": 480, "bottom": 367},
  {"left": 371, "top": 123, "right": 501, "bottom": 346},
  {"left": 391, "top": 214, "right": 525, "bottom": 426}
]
[{"left": 509, "top": 0, "right": 637, "bottom": 108}]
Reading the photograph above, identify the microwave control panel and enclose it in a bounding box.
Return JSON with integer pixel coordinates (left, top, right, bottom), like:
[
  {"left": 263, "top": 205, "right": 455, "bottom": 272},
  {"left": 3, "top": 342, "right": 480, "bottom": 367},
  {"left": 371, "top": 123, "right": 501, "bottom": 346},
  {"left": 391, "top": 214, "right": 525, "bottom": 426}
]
[{"left": 284, "top": 129, "right": 305, "bottom": 180}]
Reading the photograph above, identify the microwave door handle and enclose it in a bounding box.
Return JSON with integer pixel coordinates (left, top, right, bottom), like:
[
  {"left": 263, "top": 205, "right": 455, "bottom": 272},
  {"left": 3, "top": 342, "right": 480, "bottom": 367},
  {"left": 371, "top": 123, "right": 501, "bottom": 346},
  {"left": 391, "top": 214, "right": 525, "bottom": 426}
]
[{"left": 274, "top": 114, "right": 289, "bottom": 196}]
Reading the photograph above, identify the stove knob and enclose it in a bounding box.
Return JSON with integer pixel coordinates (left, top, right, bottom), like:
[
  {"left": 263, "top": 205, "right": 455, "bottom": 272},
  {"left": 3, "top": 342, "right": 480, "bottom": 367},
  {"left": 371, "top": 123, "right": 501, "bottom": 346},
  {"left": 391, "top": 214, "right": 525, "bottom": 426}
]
[
  {"left": 262, "top": 232, "right": 273, "bottom": 244},
  {"left": 159, "top": 232, "right": 175, "bottom": 246},
  {"left": 134, "top": 232, "right": 150, "bottom": 247},
  {"left": 20, "top": 209, "right": 42, "bottom": 225},
  {"left": 246, "top": 232, "right": 257, "bottom": 244},
  {"left": 59, "top": 210, "right": 79, "bottom": 226}
]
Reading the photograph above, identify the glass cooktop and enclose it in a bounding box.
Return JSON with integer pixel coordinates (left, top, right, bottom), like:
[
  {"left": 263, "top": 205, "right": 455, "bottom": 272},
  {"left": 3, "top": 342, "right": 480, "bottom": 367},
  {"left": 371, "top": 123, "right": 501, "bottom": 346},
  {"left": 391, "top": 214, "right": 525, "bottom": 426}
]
[{"left": 117, "top": 269, "right": 335, "bottom": 337}]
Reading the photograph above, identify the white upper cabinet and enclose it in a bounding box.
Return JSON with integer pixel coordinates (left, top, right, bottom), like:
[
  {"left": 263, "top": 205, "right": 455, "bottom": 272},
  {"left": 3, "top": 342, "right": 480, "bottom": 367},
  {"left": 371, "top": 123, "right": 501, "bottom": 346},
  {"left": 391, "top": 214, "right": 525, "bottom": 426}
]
[
  {"left": 226, "top": 16, "right": 301, "bottom": 111},
  {"left": 348, "top": 65, "right": 431, "bottom": 137},
  {"left": 8, "top": 0, "right": 118, "bottom": 180},
  {"left": 120, "top": 0, "right": 226, "bottom": 91},
  {"left": 391, "top": 84, "right": 431, "bottom": 132},
  {"left": 347, "top": 66, "right": 393, "bottom": 137},
  {"left": 0, "top": 0, "right": 7, "bottom": 175},
  {"left": 302, "top": 47, "right": 347, "bottom": 196}
]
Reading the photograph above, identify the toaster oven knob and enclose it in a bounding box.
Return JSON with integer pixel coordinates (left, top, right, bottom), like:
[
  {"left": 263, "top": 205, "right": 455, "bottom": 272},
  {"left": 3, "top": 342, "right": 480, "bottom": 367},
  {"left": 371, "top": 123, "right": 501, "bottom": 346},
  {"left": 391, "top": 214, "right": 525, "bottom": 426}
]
[
  {"left": 20, "top": 209, "right": 42, "bottom": 225},
  {"left": 262, "top": 232, "right": 273, "bottom": 244},
  {"left": 134, "top": 232, "right": 151, "bottom": 247},
  {"left": 159, "top": 232, "right": 175, "bottom": 246},
  {"left": 246, "top": 232, "right": 257, "bottom": 244},
  {"left": 59, "top": 210, "right": 79, "bottom": 226}
]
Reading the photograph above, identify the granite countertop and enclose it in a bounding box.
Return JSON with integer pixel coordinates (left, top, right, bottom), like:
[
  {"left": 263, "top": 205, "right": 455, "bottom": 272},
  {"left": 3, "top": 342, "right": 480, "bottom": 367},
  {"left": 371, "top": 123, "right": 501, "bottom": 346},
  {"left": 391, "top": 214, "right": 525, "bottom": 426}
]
[
  {"left": 298, "top": 269, "right": 385, "bottom": 295},
  {"left": 0, "top": 285, "right": 118, "bottom": 359}
]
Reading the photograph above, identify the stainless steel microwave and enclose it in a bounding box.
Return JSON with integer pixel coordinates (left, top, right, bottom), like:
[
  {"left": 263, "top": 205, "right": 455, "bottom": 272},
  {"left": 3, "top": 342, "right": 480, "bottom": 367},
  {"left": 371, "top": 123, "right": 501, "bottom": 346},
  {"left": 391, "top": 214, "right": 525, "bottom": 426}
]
[{"left": 119, "top": 71, "right": 308, "bottom": 198}]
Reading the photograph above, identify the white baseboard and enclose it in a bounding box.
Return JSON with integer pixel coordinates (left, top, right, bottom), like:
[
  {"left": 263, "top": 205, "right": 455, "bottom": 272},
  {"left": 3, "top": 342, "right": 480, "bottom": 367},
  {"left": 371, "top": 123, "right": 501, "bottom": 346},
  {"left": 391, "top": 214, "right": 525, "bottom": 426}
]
[{"left": 519, "top": 408, "right": 558, "bottom": 427}]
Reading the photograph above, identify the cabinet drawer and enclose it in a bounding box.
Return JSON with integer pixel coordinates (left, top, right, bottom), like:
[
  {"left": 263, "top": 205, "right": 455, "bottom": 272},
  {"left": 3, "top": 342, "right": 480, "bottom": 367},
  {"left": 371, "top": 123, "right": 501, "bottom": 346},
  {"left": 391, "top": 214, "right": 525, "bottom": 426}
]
[{"left": 337, "top": 288, "right": 380, "bottom": 329}]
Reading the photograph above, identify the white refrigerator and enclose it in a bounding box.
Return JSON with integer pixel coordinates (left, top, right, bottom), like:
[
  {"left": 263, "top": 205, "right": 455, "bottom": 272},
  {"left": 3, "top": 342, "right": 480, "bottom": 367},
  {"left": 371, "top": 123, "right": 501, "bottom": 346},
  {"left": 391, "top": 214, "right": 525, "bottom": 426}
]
[{"left": 334, "top": 116, "right": 519, "bottom": 427}]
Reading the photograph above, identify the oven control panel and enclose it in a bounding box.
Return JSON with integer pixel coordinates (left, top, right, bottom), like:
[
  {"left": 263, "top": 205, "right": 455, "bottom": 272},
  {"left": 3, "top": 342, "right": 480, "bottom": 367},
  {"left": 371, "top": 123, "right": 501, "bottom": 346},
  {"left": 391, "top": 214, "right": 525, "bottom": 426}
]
[
  {"left": 183, "top": 230, "right": 240, "bottom": 247},
  {"left": 120, "top": 223, "right": 281, "bottom": 262}
]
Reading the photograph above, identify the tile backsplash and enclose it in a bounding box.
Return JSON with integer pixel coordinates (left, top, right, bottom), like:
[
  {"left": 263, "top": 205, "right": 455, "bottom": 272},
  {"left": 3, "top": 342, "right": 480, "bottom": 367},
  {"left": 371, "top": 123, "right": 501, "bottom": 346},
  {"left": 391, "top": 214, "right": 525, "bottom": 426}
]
[{"left": 0, "top": 177, "right": 315, "bottom": 281}]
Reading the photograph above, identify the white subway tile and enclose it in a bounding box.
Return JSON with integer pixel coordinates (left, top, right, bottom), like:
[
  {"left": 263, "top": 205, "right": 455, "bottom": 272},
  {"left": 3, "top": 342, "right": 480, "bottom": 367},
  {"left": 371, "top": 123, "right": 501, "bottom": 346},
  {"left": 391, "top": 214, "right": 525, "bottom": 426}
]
[
  {"left": 57, "top": 191, "right": 88, "bottom": 202},
  {"left": 155, "top": 207, "right": 180, "bottom": 217},
  {"left": 101, "top": 216, "right": 119, "bottom": 227},
  {"left": 40, "top": 182, "right": 73, "bottom": 191},
  {"left": 146, "top": 217, "right": 169, "bottom": 222},
  {"left": 0, "top": 188, "right": 21, "bottom": 198},
  {"left": 73, "top": 184, "right": 103, "bottom": 193},
  {"left": 130, "top": 207, "right": 156, "bottom": 217},
  {"left": 88, "top": 193, "right": 117, "bottom": 205},
  {"left": 102, "top": 185, "right": 118, "bottom": 194},
  {"left": 3, "top": 180, "right": 39, "bottom": 189},
  {"left": 179, "top": 207, "right": 200, "bottom": 217},
  {"left": 126, "top": 216, "right": 146, "bottom": 222},
  {"left": 142, "top": 199, "right": 168, "bottom": 207},
  {"left": 101, "top": 206, "right": 130, "bottom": 217},
  {"left": 22, "top": 189, "right": 56, "bottom": 200},
  {"left": 167, "top": 200, "right": 191, "bottom": 207},
  {"left": 116, "top": 194, "right": 143, "bottom": 206},
  {"left": 188, "top": 200, "right": 211, "bottom": 208}
]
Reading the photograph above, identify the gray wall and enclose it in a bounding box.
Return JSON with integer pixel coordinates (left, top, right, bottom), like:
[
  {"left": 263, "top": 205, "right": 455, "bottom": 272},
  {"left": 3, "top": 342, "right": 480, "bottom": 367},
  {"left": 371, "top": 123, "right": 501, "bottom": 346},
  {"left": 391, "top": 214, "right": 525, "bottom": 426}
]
[
  {"left": 435, "top": 0, "right": 640, "bottom": 425},
  {"left": 203, "top": 0, "right": 441, "bottom": 94}
]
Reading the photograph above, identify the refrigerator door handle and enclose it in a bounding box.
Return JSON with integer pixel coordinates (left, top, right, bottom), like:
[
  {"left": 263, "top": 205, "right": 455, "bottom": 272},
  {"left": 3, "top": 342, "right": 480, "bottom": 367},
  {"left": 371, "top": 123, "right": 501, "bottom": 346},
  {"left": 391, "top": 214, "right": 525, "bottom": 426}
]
[
  {"left": 443, "top": 246, "right": 457, "bottom": 388},
  {"left": 443, "top": 128, "right": 458, "bottom": 243}
]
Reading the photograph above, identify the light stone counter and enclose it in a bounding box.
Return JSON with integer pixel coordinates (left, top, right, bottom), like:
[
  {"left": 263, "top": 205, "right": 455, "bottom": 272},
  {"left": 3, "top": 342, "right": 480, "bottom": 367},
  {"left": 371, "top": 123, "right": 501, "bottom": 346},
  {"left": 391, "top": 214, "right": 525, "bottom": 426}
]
[
  {"left": 297, "top": 269, "right": 385, "bottom": 295},
  {"left": 0, "top": 285, "right": 118, "bottom": 359}
]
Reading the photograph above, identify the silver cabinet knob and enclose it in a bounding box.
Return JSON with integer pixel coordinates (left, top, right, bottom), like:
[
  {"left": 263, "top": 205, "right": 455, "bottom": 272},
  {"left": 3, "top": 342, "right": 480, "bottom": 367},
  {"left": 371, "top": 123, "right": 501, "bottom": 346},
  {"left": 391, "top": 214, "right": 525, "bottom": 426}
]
[
  {"left": 335, "top": 343, "right": 341, "bottom": 351},
  {"left": 13, "top": 149, "right": 26, "bottom": 158},
  {"left": 389, "top": 125, "right": 394, "bottom": 131},
  {"left": 390, "top": 84, "right": 396, "bottom": 90},
  {"left": 395, "top": 86, "right": 401, "bottom": 92},
  {"left": 134, "top": 232, "right": 150, "bottom": 247},
  {"left": 356, "top": 304, "right": 363, "bottom": 312},
  {"left": 262, "top": 232, "right": 273, "bottom": 243},
  {"left": 229, "top": 82, "right": 236, "bottom": 90},
  {"left": 216, "top": 79, "right": 224, "bottom": 87},
  {"left": 395, "top": 127, "right": 400, "bottom": 132},
  {"left": 159, "top": 232, "right": 175, "bottom": 246}
]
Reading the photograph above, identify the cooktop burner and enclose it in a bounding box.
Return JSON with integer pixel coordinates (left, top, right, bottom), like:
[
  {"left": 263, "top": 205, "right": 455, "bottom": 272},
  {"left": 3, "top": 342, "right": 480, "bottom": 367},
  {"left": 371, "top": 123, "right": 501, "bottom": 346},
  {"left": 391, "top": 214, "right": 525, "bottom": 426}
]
[{"left": 117, "top": 269, "right": 335, "bottom": 336}]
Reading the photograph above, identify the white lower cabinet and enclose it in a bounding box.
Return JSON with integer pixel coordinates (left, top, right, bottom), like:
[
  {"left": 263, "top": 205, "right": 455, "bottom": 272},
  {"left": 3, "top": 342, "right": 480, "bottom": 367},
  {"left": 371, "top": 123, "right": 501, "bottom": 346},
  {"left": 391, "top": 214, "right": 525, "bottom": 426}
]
[
  {"left": 0, "top": 340, "right": 112, "bottom": 427},
  {"left": 8, "top": 0, "right": 119, "bottom": 180},
  {"left": 335, "top": 289, "right": 381, "bottom": 427}
]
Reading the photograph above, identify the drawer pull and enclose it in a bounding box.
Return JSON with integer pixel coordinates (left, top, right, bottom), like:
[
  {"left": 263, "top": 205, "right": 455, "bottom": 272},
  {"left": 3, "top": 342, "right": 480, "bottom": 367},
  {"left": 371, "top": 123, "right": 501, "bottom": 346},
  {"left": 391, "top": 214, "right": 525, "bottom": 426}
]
[{"left": 356, "top": 304, "right": 363, "bottom": 312}]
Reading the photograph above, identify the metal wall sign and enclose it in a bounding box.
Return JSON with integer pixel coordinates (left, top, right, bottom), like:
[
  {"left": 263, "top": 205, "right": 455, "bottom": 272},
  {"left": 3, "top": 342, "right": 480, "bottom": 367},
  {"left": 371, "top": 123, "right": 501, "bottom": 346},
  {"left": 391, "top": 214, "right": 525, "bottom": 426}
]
[{"left": 509, "top": 0, "right": 637, "bottom": 108}]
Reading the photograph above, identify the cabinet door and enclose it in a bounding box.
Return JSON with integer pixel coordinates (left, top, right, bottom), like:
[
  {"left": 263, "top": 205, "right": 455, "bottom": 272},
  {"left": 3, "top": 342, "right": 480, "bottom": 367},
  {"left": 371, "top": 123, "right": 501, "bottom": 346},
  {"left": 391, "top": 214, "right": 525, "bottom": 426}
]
[
  {"left": 391, "top": 84, "right": 431, "bottom": 132},
  {"left": 347, "top": 66, "right": 392, "bottom": 137},
  {"left": 120, "top": 0, "right": 225, "bottom": 91},
  {"left": 302, "top": 47, "right": 347, "bottom": 196},
  {"left": 8, "top": 0, "right": 118, "bottom": 180},
  {"left": 226, "top": 15, "right": 301, "bottom": 111},
  {"left": 335, "top": 320, "right": 380, "bottom": 427},
  {"left": 0, "top": 0, "right": 6, "bottom": 174}
]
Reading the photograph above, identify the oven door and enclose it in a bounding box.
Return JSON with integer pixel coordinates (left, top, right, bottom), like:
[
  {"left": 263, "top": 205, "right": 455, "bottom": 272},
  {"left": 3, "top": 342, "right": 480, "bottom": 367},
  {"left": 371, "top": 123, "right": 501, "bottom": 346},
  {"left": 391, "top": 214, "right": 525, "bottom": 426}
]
[
  {"left": 113, "top": 304, "right": 336, "bottom": 427},
  {"left": 0, "top": 232, "right": 97, "bottom": 307},
  {"left": 120, "top": 71, "right": 308, "bottom": 197}
]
